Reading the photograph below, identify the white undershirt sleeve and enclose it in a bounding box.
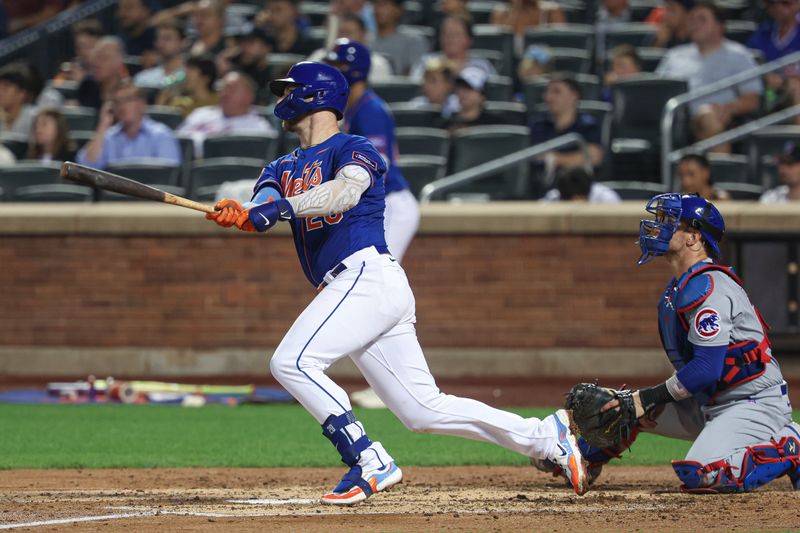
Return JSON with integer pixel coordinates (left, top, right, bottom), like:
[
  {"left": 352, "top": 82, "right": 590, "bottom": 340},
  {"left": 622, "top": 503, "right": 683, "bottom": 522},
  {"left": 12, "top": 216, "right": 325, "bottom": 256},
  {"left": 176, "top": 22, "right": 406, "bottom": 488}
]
[{"left": 283, "top": 164, "right": 371, "bottom": 217}]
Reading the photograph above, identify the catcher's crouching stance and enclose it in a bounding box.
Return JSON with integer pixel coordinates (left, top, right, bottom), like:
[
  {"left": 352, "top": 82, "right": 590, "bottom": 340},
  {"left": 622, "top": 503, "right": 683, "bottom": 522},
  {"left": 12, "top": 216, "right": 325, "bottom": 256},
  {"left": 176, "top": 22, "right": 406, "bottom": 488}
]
[{"left": 536, "top": 194, "right": 800, "bottom": 493}]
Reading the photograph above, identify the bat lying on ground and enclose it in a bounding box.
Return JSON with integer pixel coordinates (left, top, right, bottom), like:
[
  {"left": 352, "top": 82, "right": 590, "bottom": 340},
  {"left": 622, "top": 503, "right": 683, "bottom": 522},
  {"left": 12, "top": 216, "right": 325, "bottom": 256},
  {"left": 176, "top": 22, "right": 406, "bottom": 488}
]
[{"left": 60, "top": 161, "right": 216, "bottom": 214}]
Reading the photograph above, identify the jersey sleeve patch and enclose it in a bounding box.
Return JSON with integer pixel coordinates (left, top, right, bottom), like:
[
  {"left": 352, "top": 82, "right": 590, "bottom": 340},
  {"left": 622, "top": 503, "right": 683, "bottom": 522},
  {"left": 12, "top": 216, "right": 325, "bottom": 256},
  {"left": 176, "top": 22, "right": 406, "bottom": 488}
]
[
  {"left": 694, "top": 308, "right": 721, "bottom": 340},
  {"left": 352, "top": 151, "right": 379, "bottom": 171}
]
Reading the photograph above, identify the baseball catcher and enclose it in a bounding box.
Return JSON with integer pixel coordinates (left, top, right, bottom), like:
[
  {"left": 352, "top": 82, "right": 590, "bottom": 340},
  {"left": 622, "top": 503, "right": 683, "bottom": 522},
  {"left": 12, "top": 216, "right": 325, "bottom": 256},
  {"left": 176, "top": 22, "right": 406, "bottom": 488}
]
[{"left": 535, "top": 193, "right": 800, "bottom": 493}]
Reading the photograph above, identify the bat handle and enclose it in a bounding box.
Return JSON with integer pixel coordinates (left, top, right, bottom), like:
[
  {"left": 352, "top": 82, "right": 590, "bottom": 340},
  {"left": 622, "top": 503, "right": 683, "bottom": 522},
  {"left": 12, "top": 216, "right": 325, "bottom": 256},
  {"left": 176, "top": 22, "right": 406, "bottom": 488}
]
[{"left": 163, "top": 192, "right": 218, "bottom": 214}]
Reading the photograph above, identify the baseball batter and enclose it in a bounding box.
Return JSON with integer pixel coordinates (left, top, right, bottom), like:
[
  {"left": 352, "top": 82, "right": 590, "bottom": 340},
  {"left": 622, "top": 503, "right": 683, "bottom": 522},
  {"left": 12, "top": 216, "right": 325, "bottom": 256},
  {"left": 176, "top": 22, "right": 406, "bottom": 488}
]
[
  {"left": 206, "top": 61, "right": 590, "bottom": 503},
  {"left": 324, "top": 38, "right": 420, "bottom": 263},
  {"left": 537, "top": 193, "right": 800, "bottom": 492}
]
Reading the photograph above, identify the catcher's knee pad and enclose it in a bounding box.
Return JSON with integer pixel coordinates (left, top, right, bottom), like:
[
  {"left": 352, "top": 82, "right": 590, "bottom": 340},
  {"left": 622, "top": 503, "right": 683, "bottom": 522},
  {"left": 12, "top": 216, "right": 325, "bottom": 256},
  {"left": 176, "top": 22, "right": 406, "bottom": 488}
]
[
  {"left": 321, "top": 410, "right": 372, "bottom": 467},
  {"left": 673, "top": 436, "right": 800, "bottom": 493}
]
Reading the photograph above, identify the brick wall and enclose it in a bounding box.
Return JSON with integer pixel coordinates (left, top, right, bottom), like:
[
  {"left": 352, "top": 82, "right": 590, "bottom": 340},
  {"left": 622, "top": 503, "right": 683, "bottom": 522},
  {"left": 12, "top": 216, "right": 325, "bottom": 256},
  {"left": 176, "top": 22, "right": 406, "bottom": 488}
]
[{"left": 0, "top": 233, "right": 671, "bottom": 350}]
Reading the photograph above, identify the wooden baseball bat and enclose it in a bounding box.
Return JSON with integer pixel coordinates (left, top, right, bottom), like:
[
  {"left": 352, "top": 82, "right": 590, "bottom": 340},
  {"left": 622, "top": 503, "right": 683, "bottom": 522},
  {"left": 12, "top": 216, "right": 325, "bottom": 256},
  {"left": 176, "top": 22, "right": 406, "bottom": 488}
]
[{"left": 60, "top": 161, "right": 216, "bottom": 214}]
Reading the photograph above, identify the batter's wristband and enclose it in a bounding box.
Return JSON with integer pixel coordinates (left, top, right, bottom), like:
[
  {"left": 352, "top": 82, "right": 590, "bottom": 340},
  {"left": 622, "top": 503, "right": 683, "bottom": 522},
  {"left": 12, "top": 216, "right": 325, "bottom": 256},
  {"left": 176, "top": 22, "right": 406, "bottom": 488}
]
[{"left": 638, "top": 383, "right": 674, "bottom": 412}]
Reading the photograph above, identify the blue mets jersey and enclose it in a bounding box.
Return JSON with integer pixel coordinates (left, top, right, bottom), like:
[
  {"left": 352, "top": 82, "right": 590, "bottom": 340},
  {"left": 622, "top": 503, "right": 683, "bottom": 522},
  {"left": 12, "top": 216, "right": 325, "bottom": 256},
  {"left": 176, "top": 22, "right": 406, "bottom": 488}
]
[
  {"left": 253, "top": 132, "right": 388, "bottom": 287},
  {"left": 343, "top": 89, "right": 409, "bottom": 194}
]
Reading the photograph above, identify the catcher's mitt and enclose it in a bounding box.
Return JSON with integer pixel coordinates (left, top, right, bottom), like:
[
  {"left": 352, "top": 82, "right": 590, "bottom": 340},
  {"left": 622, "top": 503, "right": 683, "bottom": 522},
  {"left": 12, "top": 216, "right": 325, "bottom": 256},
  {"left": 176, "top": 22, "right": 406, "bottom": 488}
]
[{"left": 565, "top": 383, "right": 638, "bottom": 449}]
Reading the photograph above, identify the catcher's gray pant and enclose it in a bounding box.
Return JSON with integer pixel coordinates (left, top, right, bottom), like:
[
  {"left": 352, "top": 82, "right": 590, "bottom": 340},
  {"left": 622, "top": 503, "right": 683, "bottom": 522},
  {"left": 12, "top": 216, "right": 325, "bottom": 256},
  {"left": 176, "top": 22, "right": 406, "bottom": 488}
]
[{"left": 650, "top": 382, "right": 800, "bottom": 484}]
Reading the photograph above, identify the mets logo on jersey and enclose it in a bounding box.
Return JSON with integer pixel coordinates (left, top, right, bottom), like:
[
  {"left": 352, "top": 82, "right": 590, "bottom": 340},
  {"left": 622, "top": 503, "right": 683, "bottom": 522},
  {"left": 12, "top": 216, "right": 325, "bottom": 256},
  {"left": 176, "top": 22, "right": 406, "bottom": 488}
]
[{"left": 694, "top": 308, "right": 721, "bottom": 339}]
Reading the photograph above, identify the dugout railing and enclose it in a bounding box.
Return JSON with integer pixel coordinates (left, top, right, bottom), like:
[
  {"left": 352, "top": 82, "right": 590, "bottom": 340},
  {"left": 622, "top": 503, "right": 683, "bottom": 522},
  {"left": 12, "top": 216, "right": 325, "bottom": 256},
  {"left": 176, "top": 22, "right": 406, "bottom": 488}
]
[{"left": 419, "top": 133, "right": 590, "bottom": 203}]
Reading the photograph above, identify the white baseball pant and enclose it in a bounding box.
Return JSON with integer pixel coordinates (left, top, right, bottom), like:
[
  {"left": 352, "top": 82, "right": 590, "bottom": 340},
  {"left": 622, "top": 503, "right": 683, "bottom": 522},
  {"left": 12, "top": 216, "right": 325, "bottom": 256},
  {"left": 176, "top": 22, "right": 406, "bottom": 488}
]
[{"left": 269, "top": 246, "right": 560, "bottom": 469}]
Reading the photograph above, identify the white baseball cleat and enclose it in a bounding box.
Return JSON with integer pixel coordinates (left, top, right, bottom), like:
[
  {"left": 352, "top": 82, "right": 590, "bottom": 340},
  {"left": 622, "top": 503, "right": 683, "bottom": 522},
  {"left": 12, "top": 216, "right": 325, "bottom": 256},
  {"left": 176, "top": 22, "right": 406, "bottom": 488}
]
[
  {"left": 321, "top": 462, "right": 403, "bottom": 505},
  {"left": 550, "top": 409, "right": 590, "bottom": 496}
]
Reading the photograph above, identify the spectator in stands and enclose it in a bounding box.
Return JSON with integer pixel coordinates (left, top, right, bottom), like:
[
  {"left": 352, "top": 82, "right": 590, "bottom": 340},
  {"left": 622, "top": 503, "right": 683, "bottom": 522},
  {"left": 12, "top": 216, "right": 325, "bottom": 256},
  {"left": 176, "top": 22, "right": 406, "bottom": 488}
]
[
  {"left": 117, "top": 0, "right": 157, "bottom": 68},
  {"left": 0, "top": 63, "right": 36, "bottom": 136},
  {"left": 601, "top": 45, "right": 642, "bottom": 101},
  {"left": 77, "top": 36, "right": 128, "bottom": 110},
  {"left": 228, "top": 27, "right": 275, "bottom": 105},
  {"left": 308, "top": 14, "right": 393, "bottom": 80},
  {"left": 177, "top": 71, "right": 275, "bottom": 156},
  {"left": 157, "top": 54, "right": 218, "bottom": 117},
  {"left": 761, "top": 143, "right": 800, "bottom": 203},
  {"left": 256, "top": 0, "right": 316, "bottom": 56},
  {"left": 595, "top": 0, "right": 633, "bottom": 66},
  {"left": 331, "top": 0, "right": 378, "bottom": 37},
  {"left": 26, "top": 109, "right": 77, "bottom": 162},
  {"left": 77, "top": 81, "right": 181, "bottom": 169},
  {"left": 529, "top": 75, "right": 604, "bottom": 171},
  {"left": 656, "top": 1, "right": 762, "bottom": 153},
  {"left": 189, "top": 0, "right": 227, "bottom": 57},
  {"left": 372, "top": 0, "right": 429, "bottom": 76},
  {"left": 747, "top": 0, "right": 800, "bottom": 114},
  {"left": 543, "top": 167, "right": 621, "bottom": 203},
  {"left": 410, "top": 14, "right": 497, "bottom": 82},
  {"left": 134, "top": 19, "right": 187, "bottom": 89},
  {"left": 439, "top": 0, "right": 470, "bottom": 18},
  {"left": 409, "top": 57, "right": 459, "bottom": 119},
  {"left": 677, "top": 153, "right": 730, "bottom": 201},
  {"left": 747, "top": 0, "right": 800, "bottom": 63},
  {"left": 55, "top": 19, "right": 105, "bottom": 84},
  {"left": 491, "top": 0, "right": 566, "bottom": 55},
  {"left": 651, "top": 0, "right": 694, "bottom": 49},
  {"left": 5, "top": 0, "right": 64, "bottom": 35},
  {"left": 517, "top": 45, "right": 553, "bottom": 83},
  {"left": 444, "top": 67, "right": 504, "bottom": 131}
]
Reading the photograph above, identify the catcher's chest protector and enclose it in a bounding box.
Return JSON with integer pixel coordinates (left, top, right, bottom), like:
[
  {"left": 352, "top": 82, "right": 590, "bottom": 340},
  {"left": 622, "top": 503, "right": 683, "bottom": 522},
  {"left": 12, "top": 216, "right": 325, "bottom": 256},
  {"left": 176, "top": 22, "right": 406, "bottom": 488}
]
[{"left": 658, "top": 262, "right": 772, "bottom": 401}]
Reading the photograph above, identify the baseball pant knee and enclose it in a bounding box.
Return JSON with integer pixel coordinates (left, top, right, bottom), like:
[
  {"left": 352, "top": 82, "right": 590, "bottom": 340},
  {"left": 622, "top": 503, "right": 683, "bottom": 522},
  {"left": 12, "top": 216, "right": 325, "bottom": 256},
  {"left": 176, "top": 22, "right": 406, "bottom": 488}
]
[{"left": 391, "top": 393, "right": 451, "bottom": 434}]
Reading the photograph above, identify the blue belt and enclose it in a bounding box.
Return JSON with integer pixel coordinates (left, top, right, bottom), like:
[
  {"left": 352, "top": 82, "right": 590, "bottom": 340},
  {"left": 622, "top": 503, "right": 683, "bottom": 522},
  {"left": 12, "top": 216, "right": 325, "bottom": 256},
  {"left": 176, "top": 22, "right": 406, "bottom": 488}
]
[
  {"left": 319, "top": 245, "right": 391, "bottom": 289},
  {"left": 782, "top": 383, "right": 788, "bottom": 396}
]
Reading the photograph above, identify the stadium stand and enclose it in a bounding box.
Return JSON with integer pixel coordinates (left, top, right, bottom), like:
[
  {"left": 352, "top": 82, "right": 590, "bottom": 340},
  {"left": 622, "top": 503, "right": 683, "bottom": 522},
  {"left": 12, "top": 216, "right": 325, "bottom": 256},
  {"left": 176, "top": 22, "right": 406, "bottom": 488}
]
[{"left": 0, "top": 0, "right": 787, "bottom": 204}]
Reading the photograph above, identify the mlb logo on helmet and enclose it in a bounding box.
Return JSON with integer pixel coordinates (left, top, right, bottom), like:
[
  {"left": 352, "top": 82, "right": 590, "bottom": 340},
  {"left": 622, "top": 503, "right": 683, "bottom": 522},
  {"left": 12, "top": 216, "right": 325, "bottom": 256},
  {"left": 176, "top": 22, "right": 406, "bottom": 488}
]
[{"left": 695, "top": 308, "right": 721, "bottom": 339}]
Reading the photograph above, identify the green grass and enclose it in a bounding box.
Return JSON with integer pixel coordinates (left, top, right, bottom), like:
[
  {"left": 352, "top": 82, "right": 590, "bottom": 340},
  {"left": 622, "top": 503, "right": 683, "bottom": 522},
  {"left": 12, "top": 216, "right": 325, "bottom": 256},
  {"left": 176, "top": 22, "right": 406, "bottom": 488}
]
[{"left": 2, "top": 403, "right": 773, "bottom": 470}]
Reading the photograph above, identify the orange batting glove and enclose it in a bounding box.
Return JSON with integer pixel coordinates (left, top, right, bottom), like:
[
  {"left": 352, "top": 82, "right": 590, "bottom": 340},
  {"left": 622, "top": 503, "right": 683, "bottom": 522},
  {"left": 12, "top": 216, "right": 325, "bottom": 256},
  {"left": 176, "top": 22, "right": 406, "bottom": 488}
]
[
  {"left": 234, "top": 209, "right": 256, "bottom": 232},
  {"left": 206, "top": 198, "right": 243, "bottom": 228}
]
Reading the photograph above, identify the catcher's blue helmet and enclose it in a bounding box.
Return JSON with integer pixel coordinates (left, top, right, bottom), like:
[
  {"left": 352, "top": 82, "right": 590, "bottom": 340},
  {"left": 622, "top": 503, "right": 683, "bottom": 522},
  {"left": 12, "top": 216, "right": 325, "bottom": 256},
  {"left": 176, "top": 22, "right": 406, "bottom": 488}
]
[
  {"left": 638, "top": 193, "right": 725, "bottom": 265},
  {"left": 324, "top": 38, "right": 371, "bottom": 86},
  {"left": 269, "top": 61, "right": 349, "bottom": 121}
]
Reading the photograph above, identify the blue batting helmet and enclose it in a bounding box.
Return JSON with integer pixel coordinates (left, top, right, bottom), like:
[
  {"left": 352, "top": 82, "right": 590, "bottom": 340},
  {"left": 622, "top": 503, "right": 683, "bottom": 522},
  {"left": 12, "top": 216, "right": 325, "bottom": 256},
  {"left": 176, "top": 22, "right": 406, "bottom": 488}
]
[
  {"left": 269, "top": 61, "right": 349, "bottom": 121},
  {"left": 638, "top": 193, "right": 725, "bottom": 265},
  {"left": 324, "top": 38, "right": 371, "bottom": 86}
]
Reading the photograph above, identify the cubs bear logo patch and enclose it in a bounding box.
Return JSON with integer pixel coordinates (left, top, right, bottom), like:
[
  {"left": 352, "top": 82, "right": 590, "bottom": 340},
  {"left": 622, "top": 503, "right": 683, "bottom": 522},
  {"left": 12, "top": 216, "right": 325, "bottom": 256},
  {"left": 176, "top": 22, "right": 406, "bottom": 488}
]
[{"left": 695, "top": 308, "right": 721, "bottom": 339}]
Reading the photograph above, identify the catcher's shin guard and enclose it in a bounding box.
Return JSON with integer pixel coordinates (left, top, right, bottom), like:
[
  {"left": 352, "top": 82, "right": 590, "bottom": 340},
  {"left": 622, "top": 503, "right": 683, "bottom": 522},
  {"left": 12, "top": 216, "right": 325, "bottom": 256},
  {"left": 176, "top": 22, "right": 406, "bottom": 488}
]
[{"left": 673, "top": 436, "right": 800, "bottom": 493}]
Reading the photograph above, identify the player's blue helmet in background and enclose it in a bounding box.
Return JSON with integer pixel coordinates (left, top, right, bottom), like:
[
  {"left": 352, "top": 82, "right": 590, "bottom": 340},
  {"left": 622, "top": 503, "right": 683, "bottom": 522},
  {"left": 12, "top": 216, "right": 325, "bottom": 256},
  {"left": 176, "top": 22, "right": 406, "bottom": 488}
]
[
  {"left": 269, "top": 61, "right": 350, "bottom": 121},
  {"left": 324, "top": 38, "right": 371, "bottom": 86},
  {"left": 638, "top": 193, "right": 725, "bottom": 265}
]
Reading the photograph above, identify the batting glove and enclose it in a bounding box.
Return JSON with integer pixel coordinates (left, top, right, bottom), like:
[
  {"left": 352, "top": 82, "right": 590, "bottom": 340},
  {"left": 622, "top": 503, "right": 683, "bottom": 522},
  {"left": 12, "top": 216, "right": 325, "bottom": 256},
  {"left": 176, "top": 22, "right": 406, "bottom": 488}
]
[{"left": 207, "top": 198, "right": 243, "bottom": 228}]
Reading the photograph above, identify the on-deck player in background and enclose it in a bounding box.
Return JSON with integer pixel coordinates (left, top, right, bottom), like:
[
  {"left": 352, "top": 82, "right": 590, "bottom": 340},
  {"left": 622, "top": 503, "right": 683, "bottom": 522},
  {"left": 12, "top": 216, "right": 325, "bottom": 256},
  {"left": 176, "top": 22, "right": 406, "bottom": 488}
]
[
  {"left": 324, "top": 38, "right": 420, "bottom": 263},
  {"left": 206, "top": 61, "right": 590, "bottom": 504},
  {"left": 535, "top": 193, "right": 800, "bottom": 492}
]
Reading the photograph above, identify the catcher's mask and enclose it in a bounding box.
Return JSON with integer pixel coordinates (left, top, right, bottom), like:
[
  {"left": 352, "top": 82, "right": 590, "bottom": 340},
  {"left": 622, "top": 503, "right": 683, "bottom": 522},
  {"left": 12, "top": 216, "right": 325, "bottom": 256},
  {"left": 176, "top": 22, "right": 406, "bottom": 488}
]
[{"left": 637, "top": 193, "right": 725, "bottom": 265}]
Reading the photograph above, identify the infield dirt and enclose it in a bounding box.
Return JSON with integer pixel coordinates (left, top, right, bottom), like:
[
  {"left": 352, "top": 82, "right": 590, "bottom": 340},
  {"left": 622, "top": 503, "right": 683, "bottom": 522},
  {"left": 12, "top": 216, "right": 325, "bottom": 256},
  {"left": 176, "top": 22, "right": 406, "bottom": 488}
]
[{"left": 2, "top": 466, "right": 799, "bottom": 532}]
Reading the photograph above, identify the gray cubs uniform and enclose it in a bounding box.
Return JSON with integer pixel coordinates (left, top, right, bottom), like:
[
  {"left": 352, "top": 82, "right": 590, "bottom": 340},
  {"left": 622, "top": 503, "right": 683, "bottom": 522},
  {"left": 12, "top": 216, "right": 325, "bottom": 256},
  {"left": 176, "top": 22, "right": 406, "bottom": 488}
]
[{"left": 653, "top": 264, "right": 800, "bottom": 491}]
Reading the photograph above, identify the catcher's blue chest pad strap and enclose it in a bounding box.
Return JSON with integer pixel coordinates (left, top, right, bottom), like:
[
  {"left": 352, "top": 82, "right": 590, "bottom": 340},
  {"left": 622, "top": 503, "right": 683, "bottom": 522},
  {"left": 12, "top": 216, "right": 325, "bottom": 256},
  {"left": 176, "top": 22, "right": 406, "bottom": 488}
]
[{"left": 321, "top": 411, "right": 373, "bottom": 467}]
